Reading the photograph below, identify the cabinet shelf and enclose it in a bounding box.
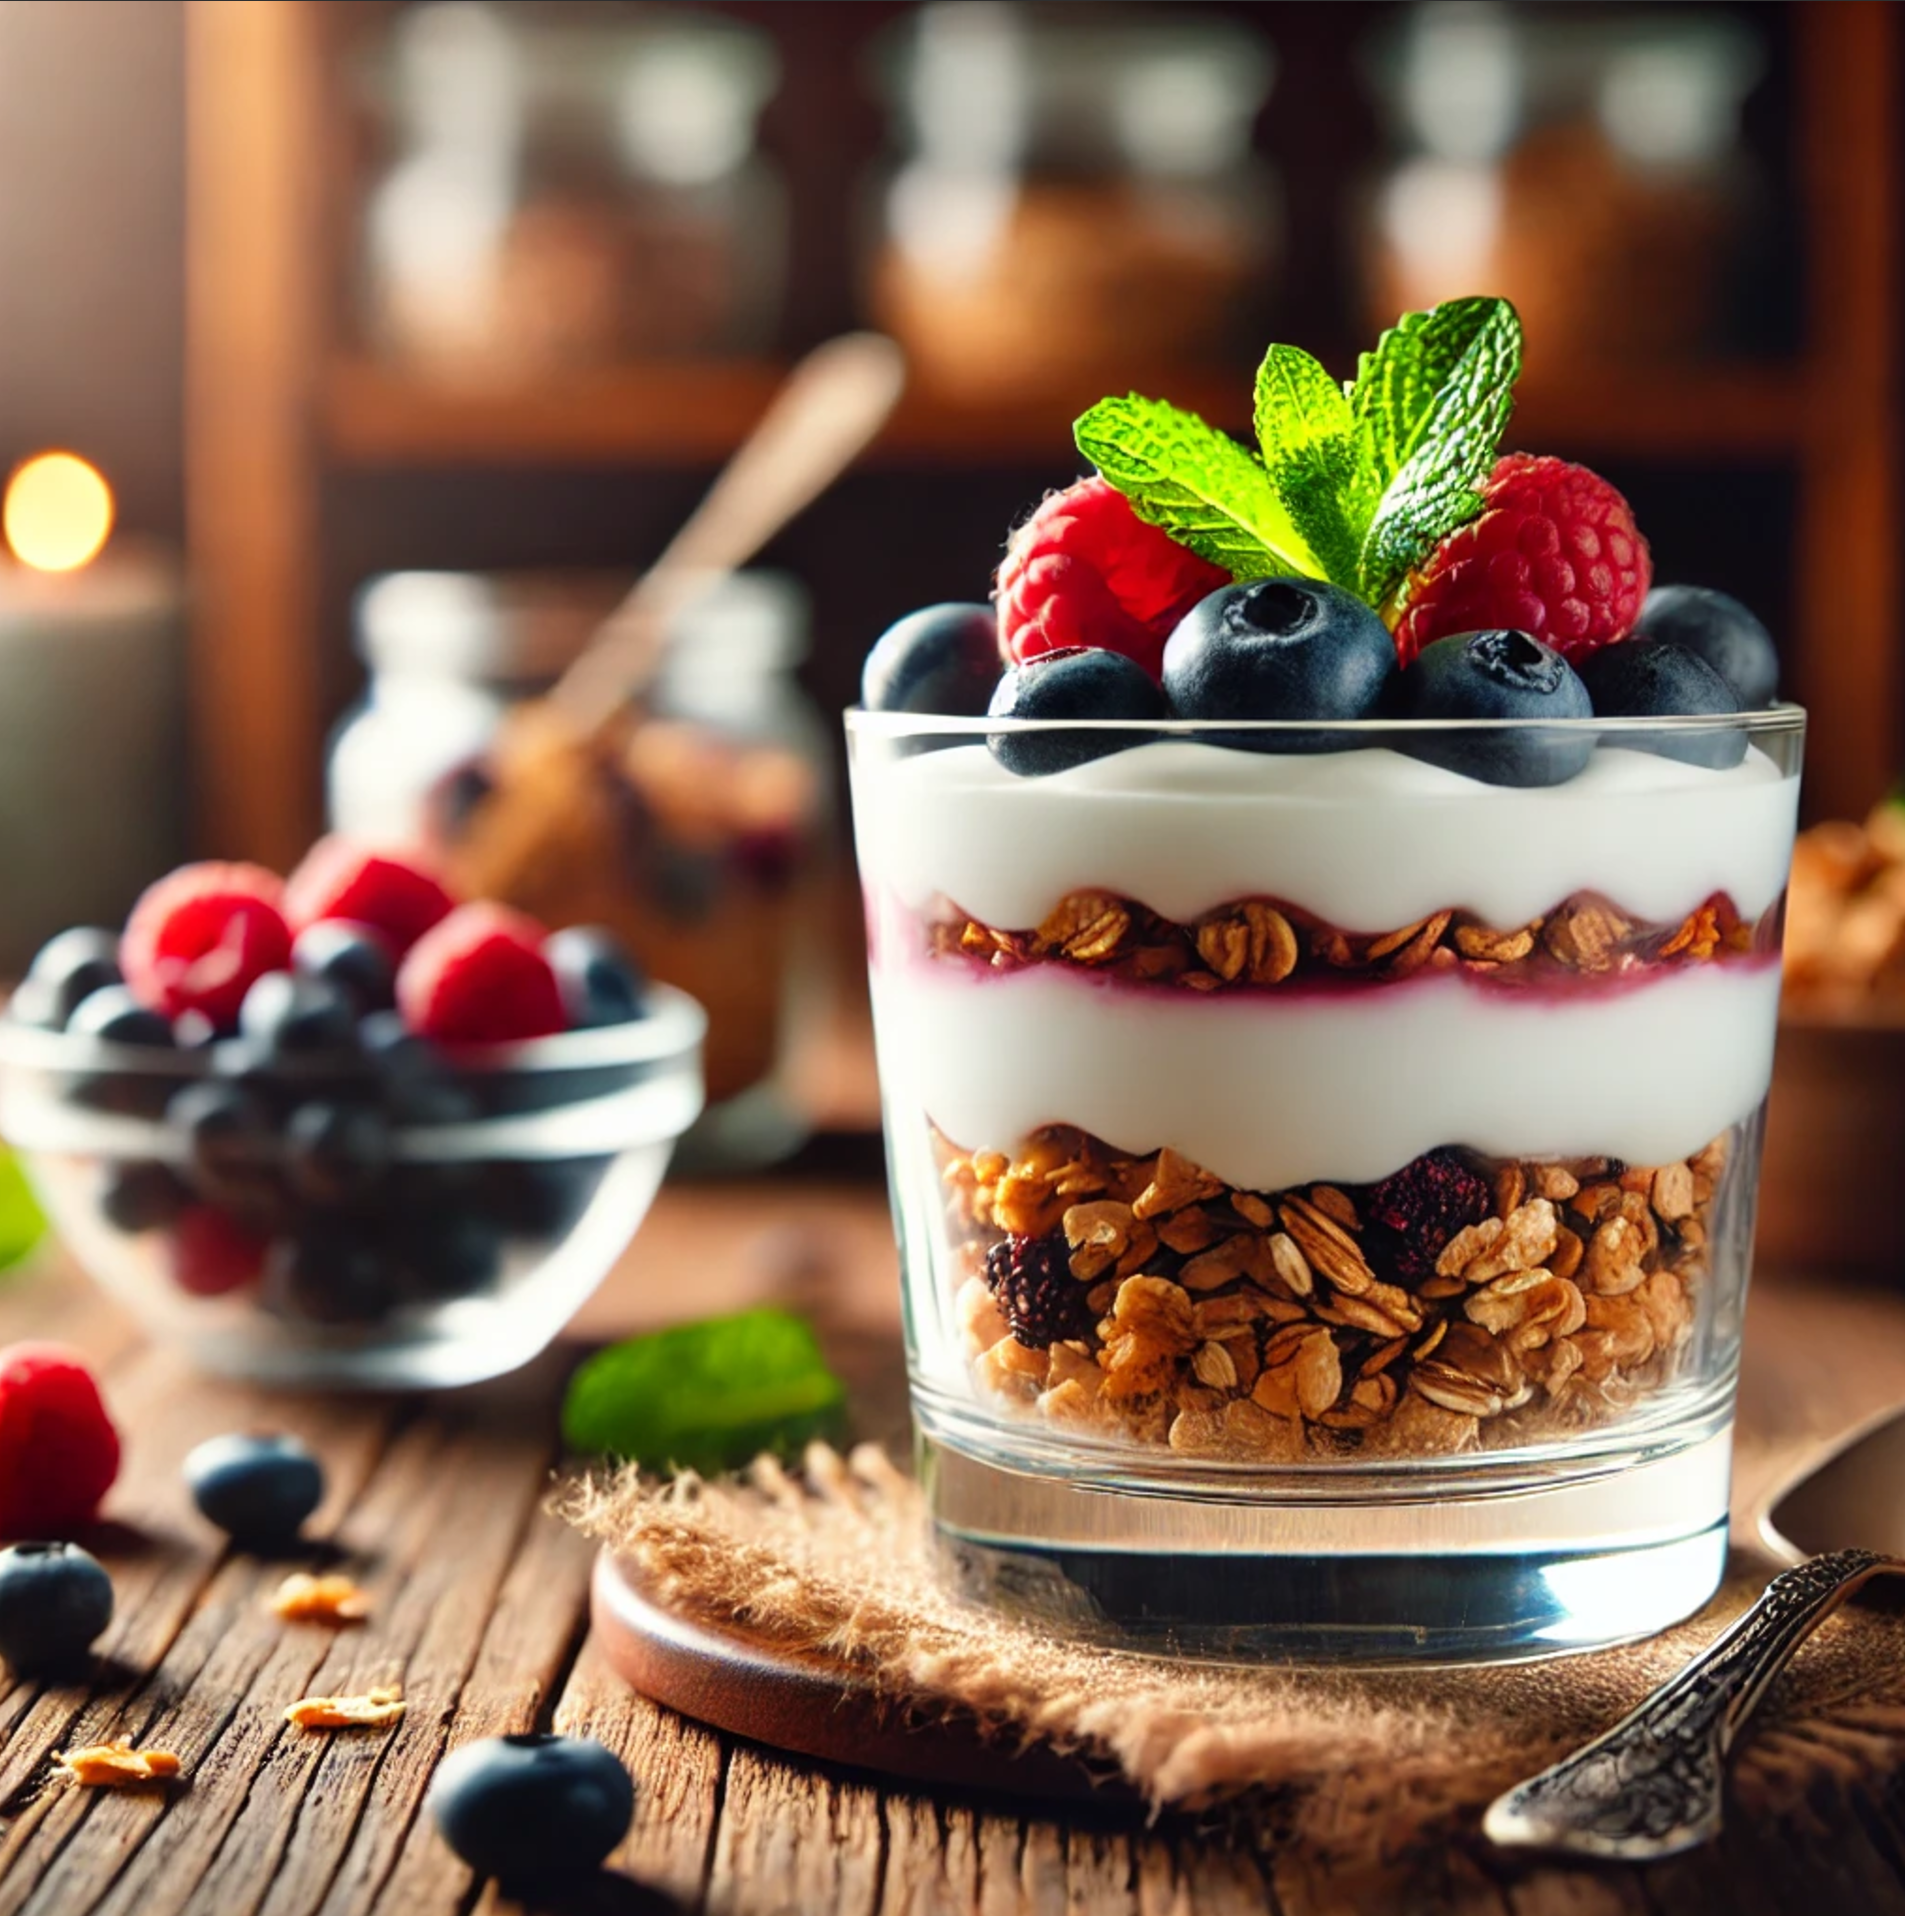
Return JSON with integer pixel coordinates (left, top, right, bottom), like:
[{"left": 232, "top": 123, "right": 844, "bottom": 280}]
[{"left": 323, "top": 354, "right": 1810, "bottom": 470}]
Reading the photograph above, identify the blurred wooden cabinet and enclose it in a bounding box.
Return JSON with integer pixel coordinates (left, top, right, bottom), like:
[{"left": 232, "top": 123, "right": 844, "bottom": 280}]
[{"left": 186, "top": 0, "right": 1901, "bottom": 867}]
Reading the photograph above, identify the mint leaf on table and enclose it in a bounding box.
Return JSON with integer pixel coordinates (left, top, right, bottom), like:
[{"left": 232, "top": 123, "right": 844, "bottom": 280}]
[
  {"left": 1074, "top": 394, "right": 1319, "bottom": 581},
  {"left": 1251, "top": 344, "right": 1361, "bottom": 590},
  {"left": 0, "top": 1148, "right": 46, "bottom": 1274},
  {"left": 561, "top": 1308, "right": 848, "bottom": 1476},
  {"left": 1349, "top": 296, "right": 1522, "bottom": 605}
]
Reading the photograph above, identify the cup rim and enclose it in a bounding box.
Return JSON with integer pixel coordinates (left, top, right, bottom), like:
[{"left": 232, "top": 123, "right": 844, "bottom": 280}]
[{"left": 845, "top": 702, "right": 1808, "bottom": 740}]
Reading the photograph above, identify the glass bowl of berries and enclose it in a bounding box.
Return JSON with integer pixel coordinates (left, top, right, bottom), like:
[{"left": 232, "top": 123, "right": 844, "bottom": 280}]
[
  {"left": 0, "top": 841, "right": 704, "bottom": 1388},
  {"left": 850, "top": 296, "right": 1805, "bottom": 1662}
]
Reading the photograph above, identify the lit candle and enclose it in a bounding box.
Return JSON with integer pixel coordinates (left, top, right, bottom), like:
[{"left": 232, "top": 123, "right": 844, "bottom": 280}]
[{"left": 0, "top": 452, "right": 185, "bottom": 973}]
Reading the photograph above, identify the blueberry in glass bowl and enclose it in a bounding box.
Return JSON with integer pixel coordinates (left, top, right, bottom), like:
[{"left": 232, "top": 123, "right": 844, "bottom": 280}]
[{"left": 0, "top": 846, "right": 704, "bottom": 1390}]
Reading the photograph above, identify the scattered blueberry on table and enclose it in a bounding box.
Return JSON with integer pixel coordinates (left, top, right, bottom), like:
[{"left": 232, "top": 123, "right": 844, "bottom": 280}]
[
  {"left": 0, "top": 1541, "right": 113, "bottom": 1676},
  {"left": 428, "top": 1733, "right": 635, "bottom": 1891},
  {"left": 184, "top": 1432, "right": 325, "bottom": 1549}
]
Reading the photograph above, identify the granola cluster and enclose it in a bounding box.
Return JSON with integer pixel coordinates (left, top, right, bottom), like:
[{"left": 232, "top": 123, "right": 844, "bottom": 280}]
[
  {"left": 939, "top": 1126, "right": 1727, "bottom": 1460},
  {"left": 932, "top": 887, "right": 1768, "bottom": 993}
]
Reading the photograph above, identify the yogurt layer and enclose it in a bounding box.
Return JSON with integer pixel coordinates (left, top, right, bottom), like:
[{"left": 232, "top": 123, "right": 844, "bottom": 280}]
[
  {"left": 870, "top": 960, "right": 1780, "bottom": 1189},
  {"left": 851, "top": 740, "right": 1799, "bottom": 932}
]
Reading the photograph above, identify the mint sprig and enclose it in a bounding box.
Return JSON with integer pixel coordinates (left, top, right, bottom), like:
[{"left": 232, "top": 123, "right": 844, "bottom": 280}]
[
  {"left": 1074, "top": 295, "right": 1523, "bottom": 619},
  {"left": 561, "top": 1308, "right": 847, "bottom": 1475}
]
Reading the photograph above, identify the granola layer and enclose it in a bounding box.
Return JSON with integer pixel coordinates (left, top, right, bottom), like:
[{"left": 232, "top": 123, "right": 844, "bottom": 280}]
[
  {"left": 939, "top": 1126, "right": 1727, "bottom": 1462},
  {"left": 925, "top": 887, "right": 1778, "bottom": 995}
]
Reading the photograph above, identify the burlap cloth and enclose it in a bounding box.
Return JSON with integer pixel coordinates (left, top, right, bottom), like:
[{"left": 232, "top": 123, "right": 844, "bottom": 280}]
[{"left": 564, "top": 1430, "right": 1905, "bottom": 1866}]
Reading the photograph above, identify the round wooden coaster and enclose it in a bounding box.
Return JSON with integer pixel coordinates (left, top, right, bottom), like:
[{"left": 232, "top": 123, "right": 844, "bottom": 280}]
[{"left": 589, "top": 1548, "right": 1126, "bottom": 1804}]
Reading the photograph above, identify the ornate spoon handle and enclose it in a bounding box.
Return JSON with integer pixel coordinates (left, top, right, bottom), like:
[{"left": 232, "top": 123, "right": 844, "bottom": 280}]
[{"left": 1484, "top": 1548, "right": 1905, "bottom": 1861}]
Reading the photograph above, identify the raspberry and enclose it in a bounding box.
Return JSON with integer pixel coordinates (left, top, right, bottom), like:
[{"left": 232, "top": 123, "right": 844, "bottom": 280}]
[
  {"left": 1393, "top": 455, "right": 1651, "bottom": 666},
  {"left": 0, "top": 1344, "right": 121, "bottom": 1536},
  {"left": 122, "top": 863, "right": 293, "bottom": 1028},
  {"left": 995, "top": 477, "right": 1228, "bottom": 680},
  {"left": 284, "top": 838, "right": 455, "bottom": 958},
  {"left": 1364, "top": 1149, "right": 1491, "bottom": 1288},
  {"left": 984, "top": 1234, "right": 1093, "bottom": 1349},
  {"left": 168, "top": 1207, "right": 268, "bottom": 1297},
  {"left": 396, "top": 903, "right": 566, "bottom": 1044}
]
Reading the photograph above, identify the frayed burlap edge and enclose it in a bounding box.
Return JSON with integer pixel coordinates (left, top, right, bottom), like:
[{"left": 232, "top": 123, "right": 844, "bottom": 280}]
[{"left": 562, "top": 1443, "right": 1905, "bottom": 1865}]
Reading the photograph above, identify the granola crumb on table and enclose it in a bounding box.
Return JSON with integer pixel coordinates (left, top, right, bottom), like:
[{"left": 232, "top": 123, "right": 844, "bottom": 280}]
[
  {"left": 939, "top": 1124, "right": 1724, "bottom": 1461},
  {"left": 54, "top": 1741, "right": 182, "bottom": 1788}
]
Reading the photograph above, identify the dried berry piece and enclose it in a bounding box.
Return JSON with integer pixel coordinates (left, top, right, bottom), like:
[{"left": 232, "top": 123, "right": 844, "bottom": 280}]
[
  {"left": 1363, "top": 1149, "right": 1492, "bottom": 1286},
  {"left": 984, "top": 1234, "right": 1093, "bottom": 1349}
]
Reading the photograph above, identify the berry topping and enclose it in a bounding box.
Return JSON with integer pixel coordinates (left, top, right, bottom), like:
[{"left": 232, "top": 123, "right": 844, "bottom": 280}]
[
  {"left": 1632, "top": 586, "right": 1779, "bottom": 707},
  {"left": 15, "top": 928, "right": 122, "bottom": 1031},
  {"left": 167, "top": 1080, "right": 274, "bottom": 1208},
  {"left": 396, "top": 904, "right": 566, "bottom": 1045},
  {"left": 984, "top": 1234, "right": 1093, "bottom": 1348},
  {"left": 995, "top": 477, "right": 1228, "bottom": 680},
  {"left": 544, "top": 926, "right": 646, "bottom": 1029},
  {"left": 1364, "top": 1150, "right": 1492, "bottom": 1288},
  {"left": 860, "top": 603, "right": 1002, "bottom": 716},
  {"left": 264, "top": 1224, "right": 400, "bottom": 1325},
  {"left": 167, "top": 1206, "right": 268, "bottom": 1296},
  {"left": 1577, "top": 640, "right": 1747, "bottom": 770},
  {"left": 66, "top": 985, "right": 175, "bottom": 1048},
  {"left": 284, "top": 838, "right": 454, "bottom": 958},
  {"left": 1392, "top": 629, "right": 1594, "bottom": 786},
  {"left": 122, "top": 863, "right": 292, "bottom": 1028},
  {"left": 428, "top": 1733, "right": 635, "bottom": 1893},
  {"left": 285, "top": 1101, "right": 393, "bottom": 1206},
  {"left": 1393, "top": 455, "right": 1651, "bottom": 666},
  {"left": 292, "top": 920, "right": 396, "bottom": 1014},
  {"left": 99, "top": 1161, "right": 189, "bottom": 1235},
  {"left": 0, "top": 1345, "right": 121, "bottom": 1536},
  {"left": 986, "top": 647, "right": 1166, "bottom": 778},
  {"left": 1161, "top": 578, "right": 1395, "bottom": 744},
  {"left": 238, "top": 972, "right": 359, "bottom": 1056},
  {"left": 0, "top": 1542, "right": 113, "bottom": 1675},
  {"left": 184, "top": 1432, "right": 324, "bottom": 1548}
]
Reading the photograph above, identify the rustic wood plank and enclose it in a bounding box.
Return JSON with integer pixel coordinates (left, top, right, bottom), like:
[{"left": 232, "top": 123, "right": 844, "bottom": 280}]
[
  {"left": 876, "top": 1794, "right": 976, "bottom": 1916},
  {"left": 704, "top": 1748, "right": 886, "bottom": 1916}
]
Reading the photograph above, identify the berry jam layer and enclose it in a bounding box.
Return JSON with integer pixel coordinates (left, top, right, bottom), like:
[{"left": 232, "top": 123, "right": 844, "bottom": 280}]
[
  {"left": 938, "top": 1126, "right": 1729, "bottom": 1463},
  {"left": 922, "top": 887, "right": 1777, "bottom": 995}
]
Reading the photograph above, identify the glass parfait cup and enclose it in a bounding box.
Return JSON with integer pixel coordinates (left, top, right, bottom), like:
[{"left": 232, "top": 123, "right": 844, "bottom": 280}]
[{"left": 848, "top": 706, "right": 1803, "bottom": 1662}]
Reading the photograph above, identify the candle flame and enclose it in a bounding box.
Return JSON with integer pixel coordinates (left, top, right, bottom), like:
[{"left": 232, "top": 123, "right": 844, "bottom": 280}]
[{"left": 4, "top": 452, "right": 114, "bottom": 572}]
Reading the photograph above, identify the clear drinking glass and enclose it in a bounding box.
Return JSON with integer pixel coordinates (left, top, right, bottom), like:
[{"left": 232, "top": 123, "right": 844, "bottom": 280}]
[{"left": 848, "top": 707, "right": 1804, "bottom": 1662}]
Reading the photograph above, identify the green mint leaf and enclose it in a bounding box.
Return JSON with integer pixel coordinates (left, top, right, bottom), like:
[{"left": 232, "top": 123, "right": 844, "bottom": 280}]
[
  {"left": 1252, "top": 344, "right": 1360, "bottom": 589},
  {"left": 561, "top": 1308, "right": 848, "bottom": 1475},
  {"left": 0, "top": 1148, "right": 45, "bottom": 1275},
  {"left": 1075, "top": 394, "right": 1318, "bottom": 582},
  {"left": 1354, "top": 298, "right": 1523, "bottom": 604}
]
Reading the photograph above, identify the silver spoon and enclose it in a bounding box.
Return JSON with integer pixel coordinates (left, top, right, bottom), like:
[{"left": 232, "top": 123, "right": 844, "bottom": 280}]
[{"left": 1483, "top": 1409, "right": 1905, "bottom": 1862}]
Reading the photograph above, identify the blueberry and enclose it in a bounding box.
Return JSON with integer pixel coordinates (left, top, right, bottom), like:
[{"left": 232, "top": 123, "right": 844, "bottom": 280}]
[
  {"left": 0, "top": 1542, "right": 113, "bottom": 1675},
  {"left": 361, "top": 1013, "right": 476, "bottom": 1125},
  {"left": 66, "top": 985, "right": 174, "bottom": 1048},
  {"left": 428, "top": 1733, "right": 634, "bottom": 1890},
  {"left": 16, "top": 929, "right": 122, "bottom": 1030},
  {"left": 285, "top": 1101, "right": 392, "bottom": 1207},
  {"left": 546, "top": 927, "right": 646, "bottom": 1029},
  {"left": 1161, "top": 578, "right": 1395, "bottom": 749},
  {"left": 1633, "top": 586, "right": 1779, "bottom": 707},
  {"left": 183, "top": 1432, "right": 324, "bottom": 1548},
  {"left": 167, "top": 1080, "right": 276, "bottom": 1208},
  {"left": 395, "top": 1211, "right": 502, "bottom": 1301},
  {"left": 485, "top": 1157, "right": 610, "bottom": 1237},
  {"left": 238, "top": 973, "right": 359, "bottom": 1057},
  {"left": 860, "top": 603, "right": 1001, "bottom": 716},
  {"left": 1392, "top": 629, "right": 1594, "bottom": 786},
  {"left": 986, "top": 647, "right": 1167, "bottom": 777},
  {"left": 99, "top": 1160, "right": 190, "bottom": 1234},
  {"left": 1577, "top": 640, "right": 1747, "bottom": 770},
  {"left": 292, "top": 921, "right": 396, "bottom": 1014},
  {"left": 263, "top": 1226, "right": 400, "bottom": 1326}
]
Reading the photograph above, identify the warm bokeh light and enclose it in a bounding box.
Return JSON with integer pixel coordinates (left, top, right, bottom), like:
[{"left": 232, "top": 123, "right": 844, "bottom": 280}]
[{"left": 3, "top": 452, "right": 114, "bottom": 572}]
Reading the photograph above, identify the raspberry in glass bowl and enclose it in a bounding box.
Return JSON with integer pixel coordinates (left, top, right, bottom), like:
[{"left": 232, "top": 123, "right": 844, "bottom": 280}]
[
  {"left": 850, "top": 296, "right": 1804, "bottom": 1661},
  {"left": 0, "top": 843, "right": 703, "bottom": 1388}
]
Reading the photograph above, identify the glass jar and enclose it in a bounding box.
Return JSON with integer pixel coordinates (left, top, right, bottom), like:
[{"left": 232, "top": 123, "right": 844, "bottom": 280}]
[
  {"left": 1359, "top": 3, "right": 1766, "bottom": 363},
  {"left": 848, "top": 706, "right": 1803, "bottom": 1661},
  {"left": 867, "top": 2, "right": 1279, "bottom": 398},
  {"left": 330, "top": 570, "right": 829, "bottom": 1166},
  {"left": 356, "top": 1, "right": 783, "bottom": 380}
]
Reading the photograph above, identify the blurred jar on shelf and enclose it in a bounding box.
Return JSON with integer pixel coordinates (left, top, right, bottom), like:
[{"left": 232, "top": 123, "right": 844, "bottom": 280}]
[
  {"left": 1361, "top": 2, "right": 1765, "bottom": 364},
  {"left": 867, "top": 2, "right": 1278, "bottom": 399},
  {"left": 357, "top": 1, "right": 783, "bottom": 381},
  {"left": 330, "top": 570, "right": 829, "bottom": 1167}
]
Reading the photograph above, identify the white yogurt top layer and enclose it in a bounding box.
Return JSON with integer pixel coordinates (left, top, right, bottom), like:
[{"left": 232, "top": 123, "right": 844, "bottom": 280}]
[{"left": 851, "top": 740, "right": 1799, "bottom": 932}]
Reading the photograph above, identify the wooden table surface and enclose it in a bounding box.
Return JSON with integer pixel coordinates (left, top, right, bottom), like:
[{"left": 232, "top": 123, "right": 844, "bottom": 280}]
[{"left": 2, "top": 1166, "right": 1904, "bottom": 1916}]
